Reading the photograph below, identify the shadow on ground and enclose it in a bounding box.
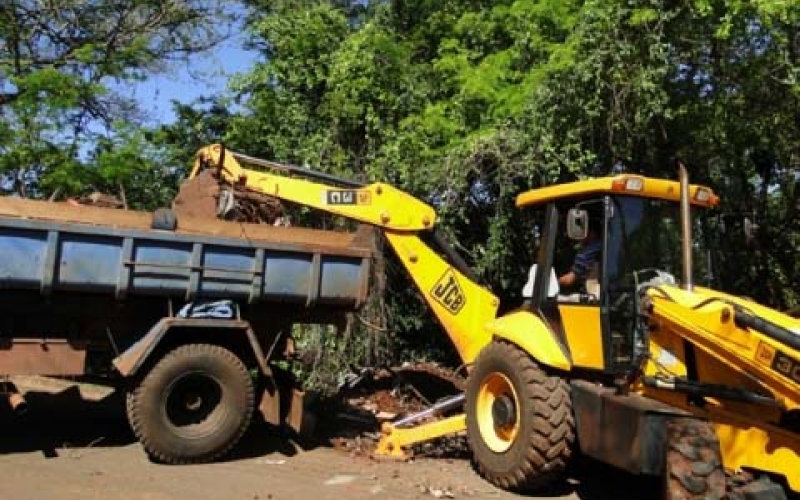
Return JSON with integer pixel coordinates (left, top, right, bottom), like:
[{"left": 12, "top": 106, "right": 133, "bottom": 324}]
[
  {"left": 567, "top": 457, "right": 661, "bottom": 500},
  {"left": 0, "top": 385, "right": 304, "bottom": 462},
  {"left": 6, "top": 387, "right": 785, "bottom": 500},
  {"left": 0, "top": 387, "right": 134, "bottom": 458},
  {"left": 453, "top": 455, "right": 662, "bottom": 499}
]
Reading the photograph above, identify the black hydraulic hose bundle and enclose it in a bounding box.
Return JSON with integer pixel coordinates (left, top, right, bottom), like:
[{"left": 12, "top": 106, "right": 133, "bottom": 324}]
[
  {"left": 642, "top": 376, "right": 781, "bottom": 408},
  {"left": 733, "top": 308, "right": 800, "bottom": 353}
]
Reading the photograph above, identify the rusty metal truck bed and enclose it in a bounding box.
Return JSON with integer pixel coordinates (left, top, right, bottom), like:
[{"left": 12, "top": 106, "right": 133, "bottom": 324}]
[{"left": 0, "top": 197, "right": 372, "bottom": 307}]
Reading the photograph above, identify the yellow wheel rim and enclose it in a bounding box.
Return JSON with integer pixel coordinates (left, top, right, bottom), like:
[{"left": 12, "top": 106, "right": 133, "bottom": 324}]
[{"left": 476, "top": 372, "right": 520, "bottom": 453}]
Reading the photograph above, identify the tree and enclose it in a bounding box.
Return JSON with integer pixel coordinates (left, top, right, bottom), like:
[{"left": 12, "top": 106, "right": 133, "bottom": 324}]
[
  {"left": 0, "top": 0, "right": 236, "bottom": 198},
  {"left": 224, "top": 0, "right": 800, "bottom": 368}
]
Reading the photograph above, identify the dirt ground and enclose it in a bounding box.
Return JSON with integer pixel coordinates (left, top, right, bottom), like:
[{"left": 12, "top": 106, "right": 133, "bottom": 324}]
[{"left": 0, "top": 380, "right": 660, "bottom": 500}]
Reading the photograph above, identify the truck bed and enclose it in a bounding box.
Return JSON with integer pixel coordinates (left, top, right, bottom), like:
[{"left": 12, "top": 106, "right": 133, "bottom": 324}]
[{"left": 0, "top": 197, "right": 372, "bottom": 307}]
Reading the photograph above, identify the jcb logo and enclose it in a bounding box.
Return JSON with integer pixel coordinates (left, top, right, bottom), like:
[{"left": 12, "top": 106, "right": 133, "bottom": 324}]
[
  {"left": 431, "top": 270, "right": 466, "bottom": 315},
  {"left": 756, "top": 342, "right": 776, "bottom": 365}
]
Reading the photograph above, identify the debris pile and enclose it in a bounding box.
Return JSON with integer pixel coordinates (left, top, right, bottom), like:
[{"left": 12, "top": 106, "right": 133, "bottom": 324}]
[
  {"left": 218, "top": 186, "right": 288, "bottom": 225},
  {"left": 64, "top": 169, "right": 288, "bottom": 227},
  {"left": 172, "top": 170, "right": 287, "bottom": 225},
  {"left": 317, "top": 363, "right": 469, "bottom": 459}
]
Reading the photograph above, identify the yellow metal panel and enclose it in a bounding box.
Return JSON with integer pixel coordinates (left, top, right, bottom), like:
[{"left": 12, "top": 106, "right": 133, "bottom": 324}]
[
  {"left": 640, "top": 285, "right": 800, "bottom": 492},
  {"left": 710, "top": 406, "right": 800, "bottom": 492},
  {"left": 645, "top": 285, "right": 800, "bottom": 411},
  {"left": 515, "top": 175, "right": 719, "bottom": 208},
  {"left": 645, "top": 329, "right": 688, "bottom": 377},
  {"left": 374, "top": 414, "right": 467, "bottom": 459},
  {"left": 193, "top": 144, "right": 438, "bottom": 231},
  {"left": 246, "top": 172, "right": 437, "bottom": 231},
  {"left": 559, "top": 305, "right": 604, "bottom": 370},
  {"left": 383, "top": 232, "right": 498, "bottom": 364},
  {"left": 484, "top": 310, "right": 571, "bottom": 371}
]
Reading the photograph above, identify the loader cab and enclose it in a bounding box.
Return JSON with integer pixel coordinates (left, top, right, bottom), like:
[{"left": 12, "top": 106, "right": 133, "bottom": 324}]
[
  {"left": 521, "top": 177, "right": 717, "bottom": 376},
  {"left": 525, "top": 198, "right": 610, "bottom": 372}
]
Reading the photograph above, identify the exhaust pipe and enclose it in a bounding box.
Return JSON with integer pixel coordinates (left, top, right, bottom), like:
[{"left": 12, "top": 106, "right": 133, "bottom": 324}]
[{"left": 677, "top": 159, "right": 693, "bottom": 292}]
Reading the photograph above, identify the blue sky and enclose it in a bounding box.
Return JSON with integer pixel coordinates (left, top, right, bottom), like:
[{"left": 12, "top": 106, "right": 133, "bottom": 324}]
[{"left": 120, "top": 32, "right": 257, "bottom": 125}]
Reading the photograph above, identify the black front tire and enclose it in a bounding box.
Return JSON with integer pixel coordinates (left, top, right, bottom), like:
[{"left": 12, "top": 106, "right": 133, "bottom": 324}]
[
  {"left": 725, "top": 470, "right": 787, "bottom": 500},
  {"left": 127, "top": 343, "right": 255, "bottom": 464},
  {"left": 465, "top": 340, "right": 575, "bottom": 492}
]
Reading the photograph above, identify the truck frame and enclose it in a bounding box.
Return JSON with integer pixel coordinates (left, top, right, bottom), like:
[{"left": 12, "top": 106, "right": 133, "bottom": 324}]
[{"left": 0, "top": 194, "right": 372, "bottom": 463}]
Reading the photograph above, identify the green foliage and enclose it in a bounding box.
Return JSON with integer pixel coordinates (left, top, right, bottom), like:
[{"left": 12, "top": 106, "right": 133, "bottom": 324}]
[
  {"left": 0, "top": 0, "right": 234, "bottom": 198},
  {"left": 222, "top": 0, "right": 799, "bottom": 369},
  {"left": 1, "top": 0, "right": 798, "bottom": 372}
]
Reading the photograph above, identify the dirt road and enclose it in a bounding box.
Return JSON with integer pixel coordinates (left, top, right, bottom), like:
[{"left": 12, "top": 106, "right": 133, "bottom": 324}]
[{"left": 0, "top": 382, "right": 659, "bottom": 500}]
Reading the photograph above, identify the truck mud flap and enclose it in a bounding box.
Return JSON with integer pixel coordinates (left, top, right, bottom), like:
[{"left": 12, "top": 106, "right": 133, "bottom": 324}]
[{"left": 259, "top": 367, "right": 315, "bottom": 440}]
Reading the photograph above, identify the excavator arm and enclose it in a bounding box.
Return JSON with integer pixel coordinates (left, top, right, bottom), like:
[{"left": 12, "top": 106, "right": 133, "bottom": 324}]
[
  {"left": 192, "top": 144, "right": 504, "bottom": 456},
  {"left": 192, "top": 145, "right": 499, "bottom": 361},
  {"left": 193, "top": 144, "right": 437, "bottom": 231},
  {"left": 192, "top": 145, "right": 500, "bottom": 359}
]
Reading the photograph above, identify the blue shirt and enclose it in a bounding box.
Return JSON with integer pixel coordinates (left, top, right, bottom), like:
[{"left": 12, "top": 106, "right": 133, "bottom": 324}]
[{"left": 571, "top": 239, "right": 601, "bottom": 281}]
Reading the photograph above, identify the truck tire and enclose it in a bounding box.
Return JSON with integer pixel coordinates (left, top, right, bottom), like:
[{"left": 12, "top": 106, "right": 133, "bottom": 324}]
[
  {"left": 465, "top": 340, "right": 575, "bottom": 492},
  {"left": 127, "top": 343, "right": 255, "bottom": 464},
  {"left": 664, "top": 418, "right": 726, "bottom": 500}
]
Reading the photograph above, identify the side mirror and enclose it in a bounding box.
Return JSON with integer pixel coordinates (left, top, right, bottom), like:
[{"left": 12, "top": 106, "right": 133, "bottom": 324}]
[{"left": 567, "top": 208, "right": 589, "bottom": 240}]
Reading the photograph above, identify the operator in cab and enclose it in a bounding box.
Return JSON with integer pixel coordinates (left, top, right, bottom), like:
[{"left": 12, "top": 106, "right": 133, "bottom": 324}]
[
  {"left": 522, "top": 213, "right": 602, "bottom": 303},
  {"left": 558, "top": 220, "right": 601, "bottom": 295}
]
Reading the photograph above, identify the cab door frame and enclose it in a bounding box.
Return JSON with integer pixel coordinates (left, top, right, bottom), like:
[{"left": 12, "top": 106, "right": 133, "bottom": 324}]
[{"left": 530, "top": 195, "right": 628, "bottom": 374}]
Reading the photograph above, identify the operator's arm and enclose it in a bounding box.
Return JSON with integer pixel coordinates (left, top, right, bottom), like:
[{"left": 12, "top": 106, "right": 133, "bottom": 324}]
[
  {"left": 559, "top": 240, "right": 601, "bottom": 288},
  {"left": 558, "top": 271, "right": 577, "bottom": 287}
]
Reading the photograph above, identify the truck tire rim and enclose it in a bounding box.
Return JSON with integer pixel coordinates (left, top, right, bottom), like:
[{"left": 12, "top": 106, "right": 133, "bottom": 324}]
[
  {"left": 164, "top": 371, "right": 225, "bottom": 437},
  {"left": 476, "top": 372, "right": 520, "bottom": 453}
]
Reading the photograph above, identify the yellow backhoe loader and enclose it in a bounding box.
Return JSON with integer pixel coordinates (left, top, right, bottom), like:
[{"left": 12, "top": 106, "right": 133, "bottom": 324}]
[{"left": 191, "top": 144, "right": 799, "bottom": 499}]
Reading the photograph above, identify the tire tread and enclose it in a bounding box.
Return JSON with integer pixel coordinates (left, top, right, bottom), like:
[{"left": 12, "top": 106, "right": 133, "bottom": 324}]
[
  {"left": 127, "top": 343, "right": 254, "bottom": 464},
  {"left": 467, "top": 340, "right": 575, "bottom": 492}
]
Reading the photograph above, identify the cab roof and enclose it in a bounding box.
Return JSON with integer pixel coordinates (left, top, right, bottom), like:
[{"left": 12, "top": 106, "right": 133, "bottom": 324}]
[{"left": 515, "top": 174, "right": 720, "bottom": 208}]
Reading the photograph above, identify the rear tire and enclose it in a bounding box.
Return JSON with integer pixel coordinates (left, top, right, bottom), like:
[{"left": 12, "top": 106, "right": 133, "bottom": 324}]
[
  {"left": 127, "top": 343, "right": 255, "bottom": 464},
  {"left": 664, "top": 418, "right": 726, "bottom": 500},
  {"left": 466, "top": 340, "right": 575, "bottom": 492}
]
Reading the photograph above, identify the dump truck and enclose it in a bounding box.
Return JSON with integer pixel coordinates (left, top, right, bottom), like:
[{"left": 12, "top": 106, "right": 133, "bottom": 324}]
[
  {"left": 192, "top": 144, "right": 799, "bottom": 499},
  {"left": 0, "top": 194, "right": 373, "bottom": 463}
]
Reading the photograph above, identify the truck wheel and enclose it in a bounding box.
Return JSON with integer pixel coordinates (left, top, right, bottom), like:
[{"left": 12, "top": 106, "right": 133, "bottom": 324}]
[
  {"left": 465, "top": 340, "right": 575, "bottom": 492},
  {"left": 664, "top": 418, "right": 726, "bottom": 500},
  {"left": 127, "top": 343, "right": 255, "bottom": 464}
]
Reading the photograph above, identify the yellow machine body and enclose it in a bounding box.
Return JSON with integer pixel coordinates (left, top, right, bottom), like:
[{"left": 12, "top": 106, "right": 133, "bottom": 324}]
[
  {"left": 191, "top": 144, "right": 800, "bottom": 492},
  {"left": 640, "top": 285, "right": 800, "bottom": 490}
]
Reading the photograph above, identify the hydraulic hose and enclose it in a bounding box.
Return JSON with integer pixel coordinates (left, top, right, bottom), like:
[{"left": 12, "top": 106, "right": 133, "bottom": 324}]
[{"left": 734, "top": 308, "right": 800, "bottom": 352}]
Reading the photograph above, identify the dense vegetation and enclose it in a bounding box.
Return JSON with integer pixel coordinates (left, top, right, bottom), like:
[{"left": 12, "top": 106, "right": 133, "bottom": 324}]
[{"left": 2, "top": 1, "right": 798, "bottom": 372}]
